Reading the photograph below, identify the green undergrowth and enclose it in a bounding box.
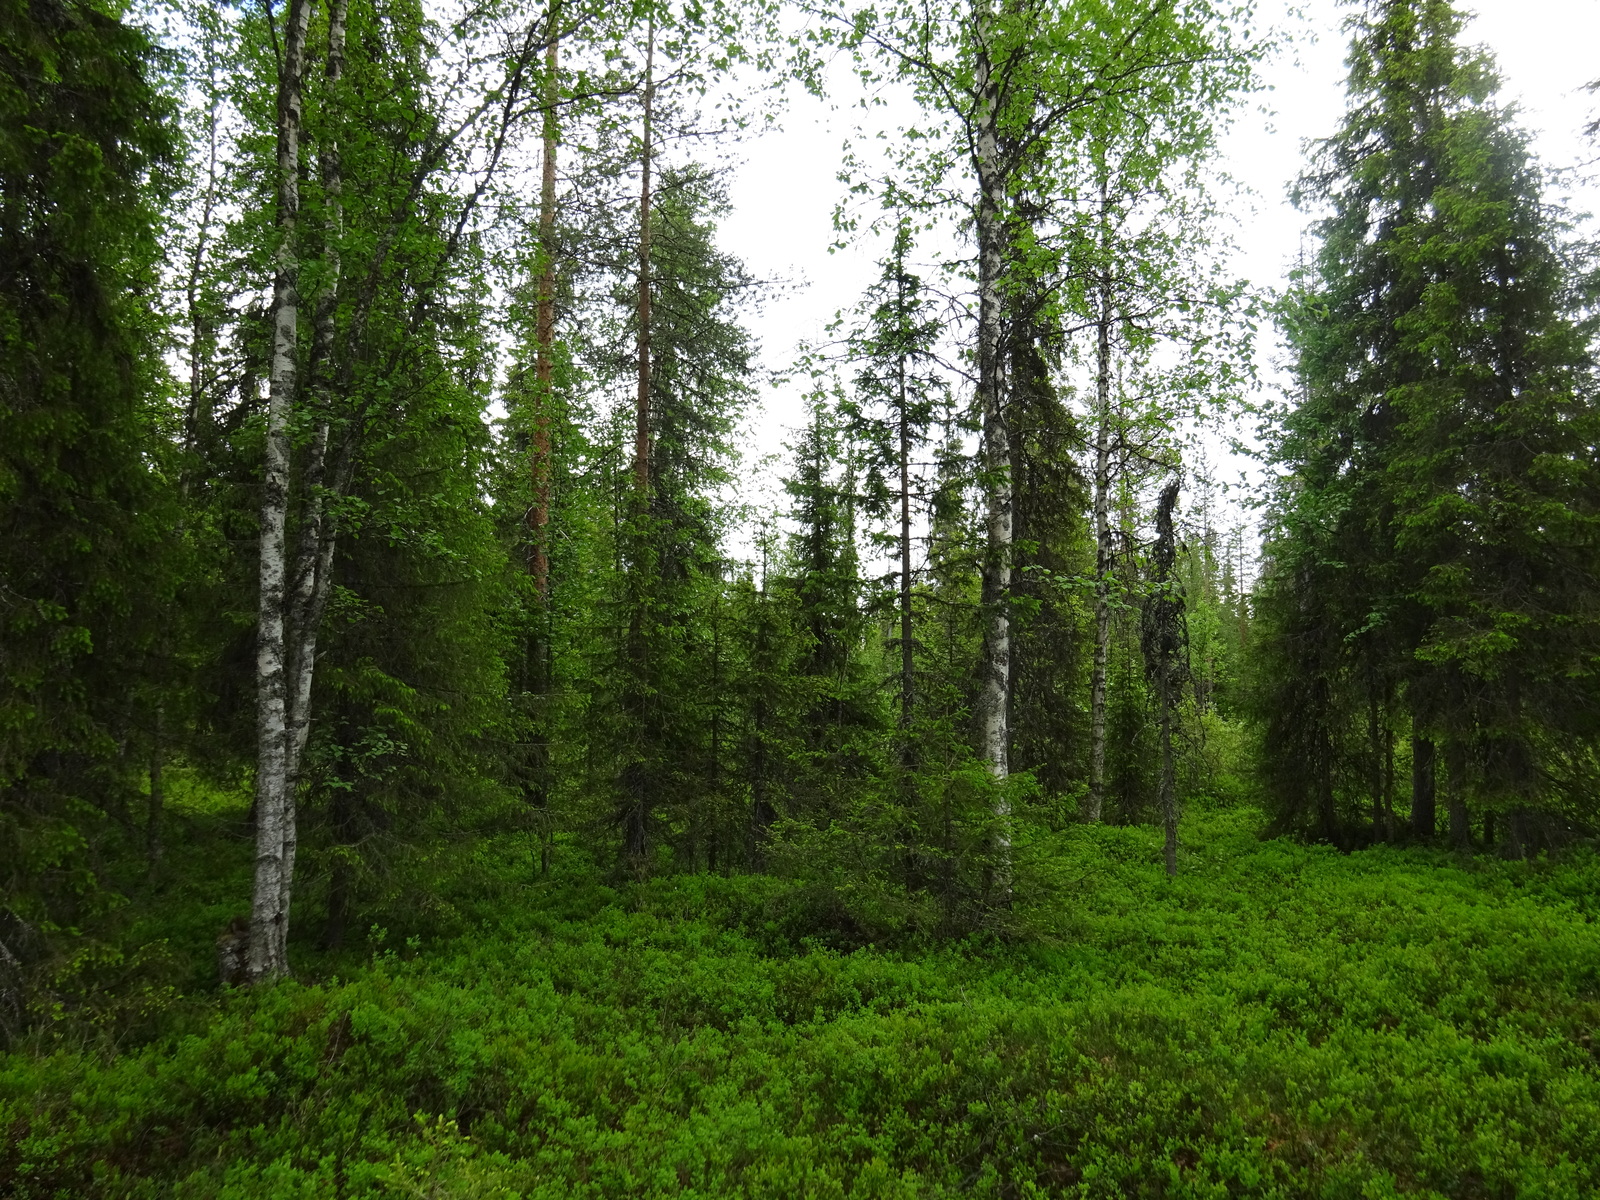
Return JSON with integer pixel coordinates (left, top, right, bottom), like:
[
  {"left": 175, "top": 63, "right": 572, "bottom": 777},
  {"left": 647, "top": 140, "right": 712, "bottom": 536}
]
[{"left": 6, "top": 810, "right": 1600, "bottom": 1198}]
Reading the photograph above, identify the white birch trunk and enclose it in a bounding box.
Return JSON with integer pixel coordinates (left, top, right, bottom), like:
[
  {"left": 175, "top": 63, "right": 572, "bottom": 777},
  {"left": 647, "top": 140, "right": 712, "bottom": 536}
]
[{"left": 251, "top": 0, "right": 314, "bottom": 983}]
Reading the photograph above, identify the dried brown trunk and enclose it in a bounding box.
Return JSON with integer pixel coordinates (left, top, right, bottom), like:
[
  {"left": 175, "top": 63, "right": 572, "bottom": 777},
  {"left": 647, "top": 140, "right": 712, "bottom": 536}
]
[
  {"left": 1160, "top": 684, "right": 1177, "bottom": 877},
  {"left": 1144, "top": 482, "right": 1183, "bottom": 877}
]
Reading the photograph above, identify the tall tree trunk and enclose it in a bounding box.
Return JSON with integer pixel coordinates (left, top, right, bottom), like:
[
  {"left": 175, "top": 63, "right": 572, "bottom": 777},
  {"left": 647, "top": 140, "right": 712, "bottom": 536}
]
[
  {"left": 707, "top": 578, "right": 723, "bottom": 869},
  {"left": 250, "top": 0, "right": 314, "bottom": 984},
  {"left": 521, "top": 13, "right": 560, "bottom": 853},
  {"left": 319, "top": 728, "right": 356, "bottom": 951},
  {"left": 181, "top": 30, "right": 223, "bottom": 465},
  {"left": 1507, "top": 807, "right": 1531, "bottom": 859},
  {"left": 621, "top": 21, "right": 655, "bottom": 870},
  {"left": 1086, "top": 178, "right": 1114, "bottom": 824},
  {"left": 634, "top": 20, "right": 654, "bottom": 499},
  {"left": 972, "top": 12, "right": 1011, "bottom": 880},
  {"left": 895, "top": 246, "right": 915, "bottom": 763},
  {"left": 1411, "top": 729, "right": 1436, "bottom": 841},
  {"left": 530, "top": 15, "right": 559, "bottom": 597}
]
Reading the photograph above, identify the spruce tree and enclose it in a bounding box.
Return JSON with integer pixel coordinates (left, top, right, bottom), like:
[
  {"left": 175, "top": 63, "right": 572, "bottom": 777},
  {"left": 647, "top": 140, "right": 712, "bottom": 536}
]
[
  {"left": 0, "top": 0, "right": 181, "bottom": 984},
  {"left": 1262, "top": 0, "right": 1600, "bottom": 842},
  {"left": 783, "top": 396, "right": 881, "bottom": 822},
  {"left": 839, "top": 222, "right": 945, "bottom": 779},
  {"left": 589, "top": 164, "right": 757, "bottom": 872},
  {"left": 1006, "top": 309, "right": 1090, "bottom": 806}
]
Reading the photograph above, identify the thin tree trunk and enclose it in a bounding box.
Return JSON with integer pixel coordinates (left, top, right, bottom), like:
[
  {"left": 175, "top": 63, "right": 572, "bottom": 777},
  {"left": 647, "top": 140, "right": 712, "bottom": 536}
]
[
  {"left": 895, "top": 246, "right": 915, "bottom": 761},
  {"left": 250, "top": 0, "right": 314, "bottom": 984},
  {"left": 1316, "top": 708, "right": 1337, "bottom": 841},
  {"left": 972, "top": 12, "right": 1011, "bottom": 881},
  {"left": 621, "top": 22, "right": 655, "bottom": 870},
  {"left": 708, "top": 578, "right": 722, "bottom": 869},
  {"left": 319, "top": 737, "right": 356, "bottom": 951},
  {"left": 749, "top": 540, "right": 773, "bottom": 867},
  {"left": 634, "top": 20, "right": 654, "bottom": 498},
  {"left": 530, "top": 17, "right": 559, "bottom": 597},
  {"left": 1086, "top": 178, "right": 1114, "bottom": 823},
  {"left": 1508, "top": 807, "right": 1530, "bottom": 859}
]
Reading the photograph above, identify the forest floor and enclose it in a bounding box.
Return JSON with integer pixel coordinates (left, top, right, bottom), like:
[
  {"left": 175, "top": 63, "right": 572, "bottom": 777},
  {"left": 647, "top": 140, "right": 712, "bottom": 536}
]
[{"left": 5, "top": 804, "right": 1600, "bottom": 1198}]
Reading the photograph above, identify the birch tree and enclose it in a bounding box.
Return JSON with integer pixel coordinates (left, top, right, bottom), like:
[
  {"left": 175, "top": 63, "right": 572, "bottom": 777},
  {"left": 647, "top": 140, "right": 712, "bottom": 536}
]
[
  {"left": 249, "top": 0, "right": 313, "bottom": 982},
  {"left": 244, "top": 0, "right": 574, "bottom": 980}
]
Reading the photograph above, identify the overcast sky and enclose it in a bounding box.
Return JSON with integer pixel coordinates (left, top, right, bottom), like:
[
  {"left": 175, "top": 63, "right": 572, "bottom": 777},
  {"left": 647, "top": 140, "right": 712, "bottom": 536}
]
[{"left": 715, "top": 0, "right": 1600, "bottom": 528}]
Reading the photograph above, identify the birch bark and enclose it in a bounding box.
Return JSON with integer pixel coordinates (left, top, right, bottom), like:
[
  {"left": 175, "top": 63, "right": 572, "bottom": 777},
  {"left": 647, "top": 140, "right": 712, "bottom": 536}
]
[{"left": 251, "top": 0, "right": 314, "bottom": 982}]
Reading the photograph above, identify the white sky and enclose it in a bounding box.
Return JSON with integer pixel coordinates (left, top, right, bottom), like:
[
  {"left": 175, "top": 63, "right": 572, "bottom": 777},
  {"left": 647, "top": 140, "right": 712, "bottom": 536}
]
[{"left": 716, "top": 0, "right": 1600, "bottom": 535}]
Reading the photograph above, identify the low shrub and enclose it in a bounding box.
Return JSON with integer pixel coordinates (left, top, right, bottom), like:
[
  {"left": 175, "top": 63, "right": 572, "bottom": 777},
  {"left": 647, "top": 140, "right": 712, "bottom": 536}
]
[{"left": 5, "top": 810, "right": 1600, "bottom": 1198}]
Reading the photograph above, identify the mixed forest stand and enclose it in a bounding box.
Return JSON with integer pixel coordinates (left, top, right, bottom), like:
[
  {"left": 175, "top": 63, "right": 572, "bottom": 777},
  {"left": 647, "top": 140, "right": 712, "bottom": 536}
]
[{"left": 3, "top": 0, "right": 1600, "bottom": 1190}]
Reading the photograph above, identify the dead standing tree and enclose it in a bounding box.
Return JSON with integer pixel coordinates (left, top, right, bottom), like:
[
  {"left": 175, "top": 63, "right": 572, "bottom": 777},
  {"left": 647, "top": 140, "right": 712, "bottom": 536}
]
[{"left": 1141, "top": 478, "right": 1189, "bottom": 878}]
